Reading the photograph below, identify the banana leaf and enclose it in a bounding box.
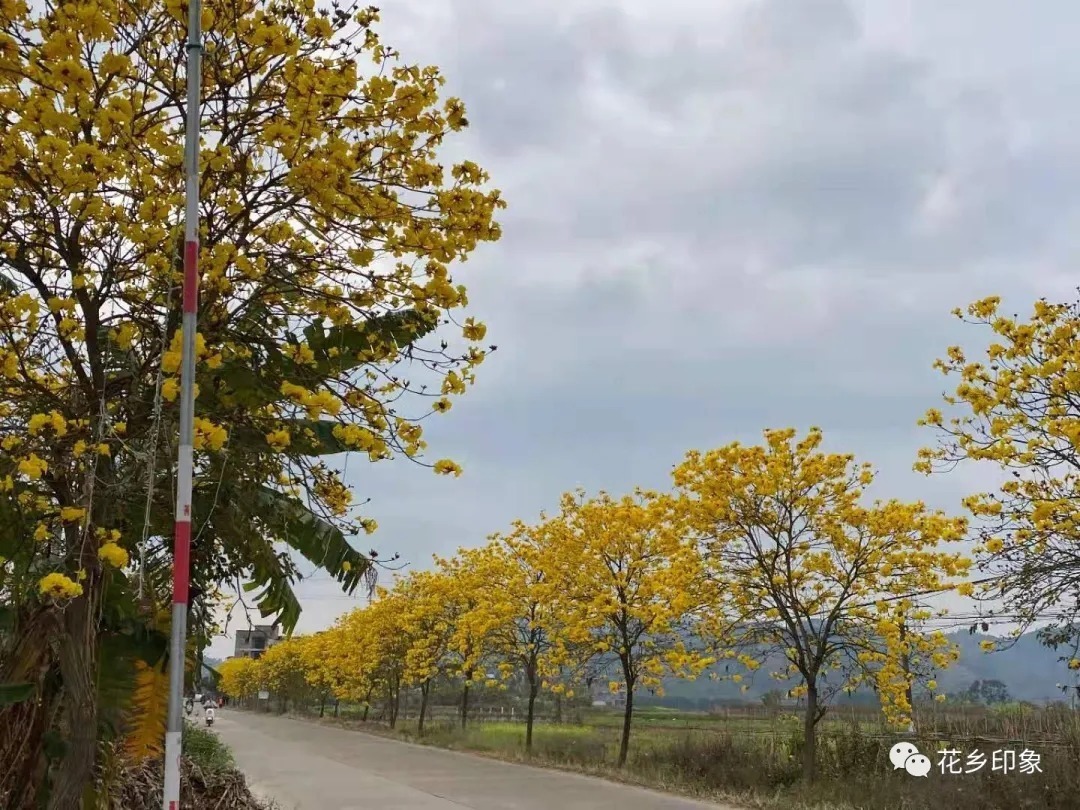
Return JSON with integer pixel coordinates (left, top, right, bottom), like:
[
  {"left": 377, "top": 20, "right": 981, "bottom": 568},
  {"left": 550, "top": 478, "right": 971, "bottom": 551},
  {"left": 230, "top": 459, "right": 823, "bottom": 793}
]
[
  {"left": 214, "top": 310, "right": 437, "bottom": 410},
  {"left": 247, "top": 487, "right": 375, "bottom": 634},
  {"left": 252, "top": 485, "right": 374, "bottom": 594}
]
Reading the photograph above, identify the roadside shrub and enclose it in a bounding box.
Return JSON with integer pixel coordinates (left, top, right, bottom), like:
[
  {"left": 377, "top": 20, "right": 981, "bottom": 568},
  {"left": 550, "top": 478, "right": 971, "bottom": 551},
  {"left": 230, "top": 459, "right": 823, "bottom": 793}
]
[{"left": 183, "top": 722, "right": 236, "bottom": 773}]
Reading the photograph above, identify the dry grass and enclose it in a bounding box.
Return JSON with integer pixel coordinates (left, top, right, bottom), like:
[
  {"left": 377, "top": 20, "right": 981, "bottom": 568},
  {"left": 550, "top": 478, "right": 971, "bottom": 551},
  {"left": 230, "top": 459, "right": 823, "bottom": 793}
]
[{"left": 97, "top": 725, "right": 274, "bottom": 810}]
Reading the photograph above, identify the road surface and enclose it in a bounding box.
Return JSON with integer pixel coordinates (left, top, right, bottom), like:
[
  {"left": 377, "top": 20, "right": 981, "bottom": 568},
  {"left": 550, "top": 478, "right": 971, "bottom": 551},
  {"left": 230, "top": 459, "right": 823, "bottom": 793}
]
[{"left": 214, "top": 710, "right": 741, "bottom": 810}]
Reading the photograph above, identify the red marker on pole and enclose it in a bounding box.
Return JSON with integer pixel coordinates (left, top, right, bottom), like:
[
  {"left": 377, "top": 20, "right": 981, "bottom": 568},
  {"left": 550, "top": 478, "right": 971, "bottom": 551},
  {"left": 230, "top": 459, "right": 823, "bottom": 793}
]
[{"left": 162, "top": 0, "right": 202, "bottom": 806}]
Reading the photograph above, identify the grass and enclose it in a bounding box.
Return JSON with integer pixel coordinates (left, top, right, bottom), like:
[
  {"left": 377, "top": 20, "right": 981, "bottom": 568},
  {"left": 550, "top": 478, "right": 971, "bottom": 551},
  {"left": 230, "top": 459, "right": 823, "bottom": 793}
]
[
  {"left": 287, "top": 702, "right": 1080, "bottom": 810},
  {"left": 183, "top": 721, "right": 236, "bottom": 773}
]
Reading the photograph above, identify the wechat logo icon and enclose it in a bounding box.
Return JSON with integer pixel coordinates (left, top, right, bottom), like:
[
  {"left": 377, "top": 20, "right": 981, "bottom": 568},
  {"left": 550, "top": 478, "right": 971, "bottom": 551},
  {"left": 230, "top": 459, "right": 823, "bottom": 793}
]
[{"left": 890, "top": 742, "right": 931, "bottom": 777}]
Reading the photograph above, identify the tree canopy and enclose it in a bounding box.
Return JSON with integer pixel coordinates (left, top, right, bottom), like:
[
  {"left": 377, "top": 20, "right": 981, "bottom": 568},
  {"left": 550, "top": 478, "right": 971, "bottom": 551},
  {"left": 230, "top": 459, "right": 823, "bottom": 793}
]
[
  {"left": 0, "top": 0, "right": 502, "bottom": 804},
  {"left": 919, "top": 296, "right": 1080, "bottom": 654}
]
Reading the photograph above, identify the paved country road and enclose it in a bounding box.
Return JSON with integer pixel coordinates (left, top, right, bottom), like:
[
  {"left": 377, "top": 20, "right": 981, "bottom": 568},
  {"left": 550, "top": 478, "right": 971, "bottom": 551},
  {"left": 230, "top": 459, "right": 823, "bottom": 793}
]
[{"left": 214, "top": 710, "right": 743, "bottom": 810}]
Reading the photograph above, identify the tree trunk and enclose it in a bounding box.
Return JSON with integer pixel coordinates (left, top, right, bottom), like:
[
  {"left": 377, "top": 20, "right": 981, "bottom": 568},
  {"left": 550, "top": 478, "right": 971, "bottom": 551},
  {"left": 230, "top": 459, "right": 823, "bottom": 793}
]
[
  {"left": 388, "top": 684, "right": 400, "bottom": 729},
  {"left": 0, "top": 675, "right": 52, "bottom": 810},
  {"left": 617, "top": 681, "right": 635, "bottom": 768},
  {"left": 418, "top": 681, "right": 431, "bottom": 736},
  {"left": 47, "top": 587, "right": 100, "bottom": 810},
  {"left": 319, "top": 693, "right": 326, "bottom": 718},
  {"left": 335, "top": 699, "right": 340, "bottom": 718},
  {"left": 0, "top": 607, "right": 59, "bottom": 809},
  {"left": 900, "top": 622, "right": 917, "bottom": 734},
  {"left": 525, "top": 677, "right": 539, "bottom": 754},
  {"left": 803, "top": 683, "right": 819, "bottom": 783},
  {"left": 460, "top": 671, "right": 472, "bottom": 729},
  {"left": 554, "top": 692, "right": 562, "bottom": 724}
]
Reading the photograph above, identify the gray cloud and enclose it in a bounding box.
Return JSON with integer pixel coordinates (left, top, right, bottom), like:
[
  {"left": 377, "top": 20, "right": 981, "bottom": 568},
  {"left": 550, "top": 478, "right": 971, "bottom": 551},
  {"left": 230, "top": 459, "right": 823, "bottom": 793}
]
[{"left": 212, "top": 0, "right": 1080, "bottom": 651}]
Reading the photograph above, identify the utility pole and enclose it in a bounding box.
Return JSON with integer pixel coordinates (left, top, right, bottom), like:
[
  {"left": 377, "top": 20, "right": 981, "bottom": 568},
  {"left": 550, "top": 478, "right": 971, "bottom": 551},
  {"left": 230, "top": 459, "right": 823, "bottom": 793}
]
[{"left": 162, "top": 0, "right": 203, "bottom": 806}]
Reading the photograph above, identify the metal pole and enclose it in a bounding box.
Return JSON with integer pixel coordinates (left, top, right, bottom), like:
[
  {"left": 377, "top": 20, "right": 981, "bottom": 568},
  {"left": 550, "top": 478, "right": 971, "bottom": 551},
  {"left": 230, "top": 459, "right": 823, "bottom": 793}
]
[{"left": 162, "top": 0, "right": 202, "bottom": 806}]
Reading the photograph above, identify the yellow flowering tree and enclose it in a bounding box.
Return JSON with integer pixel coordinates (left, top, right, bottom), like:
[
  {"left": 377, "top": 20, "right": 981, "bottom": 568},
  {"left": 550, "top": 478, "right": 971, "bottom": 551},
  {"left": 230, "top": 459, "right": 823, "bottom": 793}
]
[
  {"left": 217, "top": 656, "right": 260, "bottom": 702},
  {"left": 0, "top": 0, "right": 502, "bottom": 801},
  {"left": 255, "top": 637, "right": 313, "bottom": 712},
  {"left": 918, "top": 296, "right": 1080, "bottom": 657},
  {"left": 858, "top": 604, "right": 959, "bottom": 730},
  {"left": 434, "top": 548, "right": 505, "bottom": 729},
  {"left": 362, "top": 587, "right": 412, "bottom": 725},
  {"left": 314, "top": 615, "right": 381, "bottom": 717},
  {"left": 296, "top": 631, "right": 345, "bottom": 717},
  {"left": 464, "top": 523, "right": 569, "bottom": 752},
  {"left": 673, "top": 428, "right": 969, "bottom": 782},
  {"left": 545, "top": 489, "right": 712, "bottom": 767},
  {"left": 396, "top": 570, "right": 458, "bottom": 735}
]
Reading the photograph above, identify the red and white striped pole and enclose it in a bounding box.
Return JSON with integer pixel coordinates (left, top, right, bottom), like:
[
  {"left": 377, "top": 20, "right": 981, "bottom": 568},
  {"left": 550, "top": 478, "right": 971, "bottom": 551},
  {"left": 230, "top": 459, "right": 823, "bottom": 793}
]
[{"left": 162, "top": 0, "right": 202, "bottom": 805}]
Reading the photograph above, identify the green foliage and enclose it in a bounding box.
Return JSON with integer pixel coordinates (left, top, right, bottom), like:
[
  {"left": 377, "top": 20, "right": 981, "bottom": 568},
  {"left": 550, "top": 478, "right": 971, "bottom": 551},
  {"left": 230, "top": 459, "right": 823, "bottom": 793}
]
[
  {"left": 217, "top": 310, "right": 438, "bottom": 410},
  {"left": 243, "top": 485, "right": 375, "bottom": 633},
  {"left": 182, "top": 723, "right": 236, "bottom": 773}
]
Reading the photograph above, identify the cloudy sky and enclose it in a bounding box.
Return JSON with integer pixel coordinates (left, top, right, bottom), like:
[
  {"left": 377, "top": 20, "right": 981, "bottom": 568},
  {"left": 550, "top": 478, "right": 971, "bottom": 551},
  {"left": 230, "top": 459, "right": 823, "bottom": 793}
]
[{"left": 212, "top": 0, "right": 1077, "bottom": 655}]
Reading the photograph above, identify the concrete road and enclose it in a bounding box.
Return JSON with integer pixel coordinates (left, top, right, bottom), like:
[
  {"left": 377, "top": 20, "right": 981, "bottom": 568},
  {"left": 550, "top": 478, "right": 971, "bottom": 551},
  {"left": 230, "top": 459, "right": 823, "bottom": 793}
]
[{"left": 214, "top": 710, "right": 741, "bottom": 810}]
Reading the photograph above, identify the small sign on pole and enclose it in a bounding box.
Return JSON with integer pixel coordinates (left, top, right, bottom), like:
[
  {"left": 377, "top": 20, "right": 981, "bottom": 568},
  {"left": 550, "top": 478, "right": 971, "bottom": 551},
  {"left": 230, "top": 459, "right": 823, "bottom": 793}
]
[{"left": 258, "top": 691, "right": 270, "bottom": 700}]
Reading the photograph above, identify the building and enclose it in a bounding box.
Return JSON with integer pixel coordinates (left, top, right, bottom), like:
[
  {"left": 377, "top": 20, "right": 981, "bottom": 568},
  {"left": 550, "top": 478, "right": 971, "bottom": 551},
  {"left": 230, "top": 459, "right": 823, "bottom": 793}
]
[
  {"left": 233, "top": 625, "right": 280, "bottom": 659},
  {"left": 589, "top": 678, "right": 627, "bottom": 709}
]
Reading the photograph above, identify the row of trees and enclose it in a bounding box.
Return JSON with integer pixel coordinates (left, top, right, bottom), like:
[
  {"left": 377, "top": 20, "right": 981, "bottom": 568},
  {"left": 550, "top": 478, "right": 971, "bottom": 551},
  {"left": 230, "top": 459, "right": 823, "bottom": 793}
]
[
  {"left": 220, "top": 427, "right": 971, "bottom": 779},
  {"left": 224, "top": 288, "right": 1080, "bottom": 783}
]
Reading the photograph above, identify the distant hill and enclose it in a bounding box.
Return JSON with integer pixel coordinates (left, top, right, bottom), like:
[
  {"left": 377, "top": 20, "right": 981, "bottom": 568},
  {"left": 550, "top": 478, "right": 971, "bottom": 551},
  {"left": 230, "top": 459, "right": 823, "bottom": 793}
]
[{"left": 647, "top": 631, "right": 1076, "bottom": 709}]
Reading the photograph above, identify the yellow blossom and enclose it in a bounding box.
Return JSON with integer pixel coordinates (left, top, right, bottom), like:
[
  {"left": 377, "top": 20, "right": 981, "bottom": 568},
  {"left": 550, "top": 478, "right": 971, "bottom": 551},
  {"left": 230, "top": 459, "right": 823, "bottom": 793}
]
[
  {"left": 59, "top": 506, "right": 85, "bottom": 522},
  {"left": 98, "top": 542, "right": 129, "bottom": 568},
  {"left": 193, "top": 418, "right": 228, "bottom": 452},
  {"left": 39, "top": 572, "right": 83, "bottom": 600},
  {"left": 265, "top": 429, "right": 291, "bottom": 451},
  {"left": 433, "top": 459, "right": 462, "bottom": 477},
  {"left": 18, "top": 455, "right": 48, "bottom": 480},
  {"left": 162, "top": 351, "right": 181, "bottom": 373}
]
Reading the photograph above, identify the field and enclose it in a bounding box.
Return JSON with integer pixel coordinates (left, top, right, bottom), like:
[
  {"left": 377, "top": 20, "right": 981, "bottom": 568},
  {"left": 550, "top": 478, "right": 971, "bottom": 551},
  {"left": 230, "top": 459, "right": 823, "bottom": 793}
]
[{"left": 280, "top": 701, "right": 1080, "bottom": 810}]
